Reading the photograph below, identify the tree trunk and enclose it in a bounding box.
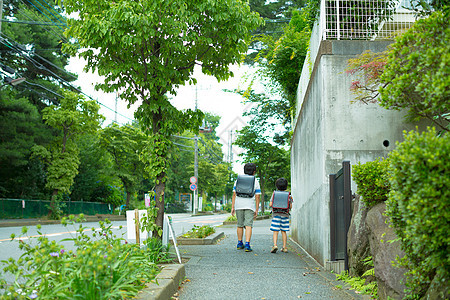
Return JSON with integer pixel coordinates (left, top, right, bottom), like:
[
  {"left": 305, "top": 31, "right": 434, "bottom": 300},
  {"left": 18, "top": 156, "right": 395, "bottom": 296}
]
[
  {"left": 214, "top": 192, "right": 217, "bottom": 212},
  {"left": 153, "top": 173, "right": 166, "bottom": 239},
  {"left": 49, "top": 189, "right": 59, "bottom": 218},
  {"left": 126, "top": 191, "right": 131, "bottom": 208}
]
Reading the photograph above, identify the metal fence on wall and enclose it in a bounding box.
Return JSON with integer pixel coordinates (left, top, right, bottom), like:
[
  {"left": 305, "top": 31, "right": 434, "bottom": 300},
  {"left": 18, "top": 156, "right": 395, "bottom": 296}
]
[
  {"left": 0, "top": 199, "right": 111, "bottom": 219},
  {"left": 320, "top": 0, "right": 425, "bottom": 40}
]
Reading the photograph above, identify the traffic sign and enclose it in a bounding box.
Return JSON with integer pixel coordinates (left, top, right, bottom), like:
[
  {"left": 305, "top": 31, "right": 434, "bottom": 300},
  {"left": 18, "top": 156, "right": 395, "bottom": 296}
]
[
  {"left": 189, "top": 183, "right": 197, "bottom": 191},
  {"left": 190, "top": 176, "right": 197, "bottom": 184}
]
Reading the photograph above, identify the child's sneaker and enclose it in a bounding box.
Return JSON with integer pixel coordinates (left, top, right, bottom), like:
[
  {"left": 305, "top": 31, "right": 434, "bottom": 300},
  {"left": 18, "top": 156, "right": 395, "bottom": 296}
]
[
  {"left": 237, "top": 241, "right": 244, "bottom": 250},
  {"left": 244, "top": 242, "right": 252, "bottom": 252},
  {"left": 271, "top": 246, "right": 278, "bottom": 253},
  {"left": 281, "top": 247, "right": 288, "bottom": 253}
]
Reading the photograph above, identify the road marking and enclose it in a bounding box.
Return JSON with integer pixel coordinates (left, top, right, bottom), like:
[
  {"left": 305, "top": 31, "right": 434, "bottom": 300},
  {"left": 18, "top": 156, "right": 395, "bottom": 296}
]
[{"left": 0, "top": 226, "right": 122, "bottom": 242}]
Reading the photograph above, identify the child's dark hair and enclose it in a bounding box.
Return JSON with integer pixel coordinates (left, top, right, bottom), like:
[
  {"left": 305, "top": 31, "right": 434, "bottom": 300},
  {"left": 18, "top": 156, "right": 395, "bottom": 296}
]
[
  {"left": 244, "top": 163, "right": 257, "bottom": 175},
  {"left": 275, "top": 178, "right": 288, "bottom": 191}
]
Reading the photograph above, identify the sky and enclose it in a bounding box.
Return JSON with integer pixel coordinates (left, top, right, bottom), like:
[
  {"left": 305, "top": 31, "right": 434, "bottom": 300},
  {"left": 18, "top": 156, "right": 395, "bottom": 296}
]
[{"left": 66, "top": 58, "right": 257, "bottom": 174}]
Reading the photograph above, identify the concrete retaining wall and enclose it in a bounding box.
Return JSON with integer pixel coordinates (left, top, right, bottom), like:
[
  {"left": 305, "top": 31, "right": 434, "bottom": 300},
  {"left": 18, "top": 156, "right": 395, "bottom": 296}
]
[{"left": 290, "top": 39, "right": 429, "bottom": 265}]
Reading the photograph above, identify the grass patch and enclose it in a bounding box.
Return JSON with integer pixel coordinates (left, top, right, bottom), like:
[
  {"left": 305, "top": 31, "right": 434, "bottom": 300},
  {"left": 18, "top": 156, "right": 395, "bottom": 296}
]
[
  {"left": 224, "top": 215, "right": 237, "bottom": 222},
  {"left": 181, "top": 225, "right": 215, "bottom": 238}
]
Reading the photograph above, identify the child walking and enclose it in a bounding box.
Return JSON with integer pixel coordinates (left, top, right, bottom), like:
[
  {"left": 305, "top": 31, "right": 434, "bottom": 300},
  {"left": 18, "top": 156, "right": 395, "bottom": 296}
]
[
  {"left": 231, "top": 163, "right": 261, "bottom": 252},
  {"left": 269, "top": 178, "right": 293, "bottom": 253}
]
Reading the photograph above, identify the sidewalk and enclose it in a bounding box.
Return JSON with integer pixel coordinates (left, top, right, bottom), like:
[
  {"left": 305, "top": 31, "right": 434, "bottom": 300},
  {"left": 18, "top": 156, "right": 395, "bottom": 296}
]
[{"left": 176, "top": 218, "right": 368, "bottom": 300}]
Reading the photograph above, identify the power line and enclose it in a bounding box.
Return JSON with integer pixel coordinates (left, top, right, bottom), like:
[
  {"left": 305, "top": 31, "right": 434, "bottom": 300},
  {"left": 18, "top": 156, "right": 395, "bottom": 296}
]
[
  {"left": 16, "top": 0, "right": 68, "bottom": 43},
  {"left": 34, "top": 0, "right": 66, "bottom": 25},
  {"left": 23, "top": 0, "right": 66, "bottom": 31},
  {"left": 1, "top": 19, "right": 62, "bottom": 26},
  {"left": 0, "top": 34, "right": 135, "bottom": 123}
]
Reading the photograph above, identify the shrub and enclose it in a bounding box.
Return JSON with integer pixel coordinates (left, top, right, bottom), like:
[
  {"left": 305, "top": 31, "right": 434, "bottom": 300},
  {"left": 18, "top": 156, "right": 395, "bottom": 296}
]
[
  {"left": 0, "top": 215, "right": 169, "bottom": 299},
  {"left": 224, "top": 215, "right": 237, "bottom": 222},
  {"left": 223, "top": 202, "right": 232, "bottom": 213},
  {"left": 385, "top": 128, "right": 450, "bottom": 299},
  {"left": 182, "top": 225, "right": 215, "bottom": 239},
  {"left": 352, "top": 158, "right": 390, "bottom": 208}
]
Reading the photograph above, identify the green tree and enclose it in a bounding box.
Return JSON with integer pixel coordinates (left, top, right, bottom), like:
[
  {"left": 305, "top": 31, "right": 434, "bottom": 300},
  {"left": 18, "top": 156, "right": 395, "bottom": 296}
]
[
  {"left": 0, "top": 90, "right": 50, "bottom": 198},
  {"left": 1, "top": 0, "right": 76, "bottom": 109},
  {"left": 246, "top": 0, "right": 306, "bottom": 63},
  {"left": 248, "top": 6, "right": 311, "bottom": 124},
  {"left": 379, "top": 10, "right": 449, "bottom": 131},
  {"left": 62, "top": 0, "right": 262, "bottom": 236},
  {"left": 31, "top": 90, "right": 103, "bottom": 218},
  {"left": 99, "top": 123, "right": 146, "bottom": 208},
  {"left": 70, "top": 133, "right": 117, "bottom": 204},
  {"left": 346, "top": 10, "right": 449, "bottom": 131}
]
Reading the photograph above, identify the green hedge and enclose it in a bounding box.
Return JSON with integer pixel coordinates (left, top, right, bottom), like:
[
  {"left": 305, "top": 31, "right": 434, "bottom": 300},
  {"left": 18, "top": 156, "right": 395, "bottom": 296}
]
[
  {"left": 352, "top": 158, "right": 390, "bottom": 208},
  {"left": 385, "top": 128, "right": 450, "bottom": 299}
]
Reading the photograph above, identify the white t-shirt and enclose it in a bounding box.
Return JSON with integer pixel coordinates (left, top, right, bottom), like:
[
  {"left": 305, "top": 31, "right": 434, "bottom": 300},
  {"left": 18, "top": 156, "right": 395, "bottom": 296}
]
[{"left": 233, "top": 177, "right": 261, "bottom": 212}]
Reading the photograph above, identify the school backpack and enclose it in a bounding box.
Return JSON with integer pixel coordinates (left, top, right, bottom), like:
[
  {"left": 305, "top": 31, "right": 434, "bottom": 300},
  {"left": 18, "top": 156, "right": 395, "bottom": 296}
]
[
  {"left": 235, "top": 175, "right": 256, "bottom": 198},
  {"left": 272, "top": 191, "right": 290, "bottom": 214}
]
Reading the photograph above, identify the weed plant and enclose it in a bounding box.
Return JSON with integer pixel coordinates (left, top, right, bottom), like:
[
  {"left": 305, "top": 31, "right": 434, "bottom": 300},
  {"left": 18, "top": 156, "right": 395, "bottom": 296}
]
[
  {"left": 182, "top": 225, "right": 215, "bottom": 238},
  {"left": 336, "top": 257, "right": 377, "bottom": 298},
  {"left": 224, "top": 215, "right": 237, "bottom": 222},
  {"left": 0, "top": 214, "right": 171, "bottom": 299}
]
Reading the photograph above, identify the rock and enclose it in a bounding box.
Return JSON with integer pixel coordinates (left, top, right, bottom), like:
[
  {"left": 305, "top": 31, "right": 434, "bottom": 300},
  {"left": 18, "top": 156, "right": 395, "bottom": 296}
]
[
  {"left": 421, "top": 273, "right": 450, "bottom": 300},
  {"left": 366, "top": 202, "right": 407, "bottom": 300},
  {"left": 347, "top": 194, "right": 372, "bottom": 277}
]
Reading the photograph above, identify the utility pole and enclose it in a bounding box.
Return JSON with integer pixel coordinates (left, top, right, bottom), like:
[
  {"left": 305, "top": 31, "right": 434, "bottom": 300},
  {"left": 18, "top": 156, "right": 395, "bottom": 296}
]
[
  {"left": 114, "top": 92, "right": 118, "bottom": 123},
  {"left": 193, "top": 86, "right": 199, "bottom": 214},
  {"left": 228, "top": 130, "right": 234, "bottom": 163}
]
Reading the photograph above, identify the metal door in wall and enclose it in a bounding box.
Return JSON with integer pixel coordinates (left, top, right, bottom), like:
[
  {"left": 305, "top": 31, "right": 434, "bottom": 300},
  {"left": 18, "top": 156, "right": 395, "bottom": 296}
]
[{"left": 329, "top": 160, "right": 352, "bottom": 270}]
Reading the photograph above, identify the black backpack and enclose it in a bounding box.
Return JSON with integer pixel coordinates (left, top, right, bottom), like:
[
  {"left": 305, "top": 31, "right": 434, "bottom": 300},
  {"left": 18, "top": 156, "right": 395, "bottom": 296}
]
[
  {"left": 235, "top": 175, "right": 256, "bottom": 198},
  {"left": 272, "top": 191, "right": 290, "bottom": 214}
]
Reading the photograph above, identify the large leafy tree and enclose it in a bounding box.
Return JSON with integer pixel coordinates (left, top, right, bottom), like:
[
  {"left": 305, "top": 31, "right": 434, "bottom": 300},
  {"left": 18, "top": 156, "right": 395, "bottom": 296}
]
[
  {"left": 346, "top": 9, "right": 449, "bottom": 131},
  {"left": 99, "top": 123, "right": 147, "bottom": 208},
  {"left": 246, "top": 0, "right": 305, "bottom": 63},
  {"left": 379, "top": 9, "right": 449, "bottom": 131},
  {"left": 31, "top": 90, "right": 103, "bottom": 217},
  {"left": 62, "top": 0, "right": 262, "bottom": 236},
  {"left": 255, "top": 8, "right": 311, "bottom": 111},
  {"left": 70, "top": 133, "right": 117, "bottom": 204}
]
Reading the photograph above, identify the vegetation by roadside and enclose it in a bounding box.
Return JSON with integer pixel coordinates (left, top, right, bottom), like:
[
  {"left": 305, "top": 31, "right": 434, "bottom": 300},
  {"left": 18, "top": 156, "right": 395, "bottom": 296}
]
[
  {"left": 352, "top": 128, "right": 449, "bottom": 299},
  {"left": 336, "top": 257, "right": 377, "bottom": 299},
  {"left": 0, "top": 215, "right": 172, "bottom": 299},
  {"left": 181, "top": 225, "right": 216, "bottom": 239}
]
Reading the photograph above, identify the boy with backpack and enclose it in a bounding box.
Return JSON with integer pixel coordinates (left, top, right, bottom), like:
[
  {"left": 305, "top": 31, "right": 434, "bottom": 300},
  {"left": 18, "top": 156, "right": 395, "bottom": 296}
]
[
  {"left": 231, "top": 163, "right": 261, "bottom": 252},
  {"left": 269, "top": 177, "right": 293, "bottom": 253}
]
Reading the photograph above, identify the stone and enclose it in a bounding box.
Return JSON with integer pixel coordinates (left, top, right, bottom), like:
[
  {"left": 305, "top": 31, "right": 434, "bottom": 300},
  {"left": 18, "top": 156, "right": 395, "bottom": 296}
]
[
  {"left": 366, "top": 202, "right": 407, "bottom": 300},
  {"left": 347, "top": 195, "right": 372, "bottom": 277},
  {"left": 422, "top": 273, "right": 450, "bottom": 300}
]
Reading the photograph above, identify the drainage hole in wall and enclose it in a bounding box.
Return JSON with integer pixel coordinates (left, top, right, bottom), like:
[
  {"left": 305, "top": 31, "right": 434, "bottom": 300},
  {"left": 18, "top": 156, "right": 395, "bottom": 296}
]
[{"left": 383, "top": 140, "right": 390, "bottom": 147}]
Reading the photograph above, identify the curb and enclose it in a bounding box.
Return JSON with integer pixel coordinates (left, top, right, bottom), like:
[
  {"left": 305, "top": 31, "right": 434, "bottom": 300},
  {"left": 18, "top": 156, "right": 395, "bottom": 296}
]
[
  {"left": 222, "top": 221, "right": 237, "bottom": 225},
  {"left": 136, "top": 264, "right": 185, "bottom": 300},
  {"left": 172, "top": 231, "right": 224, "bottom": 245}
]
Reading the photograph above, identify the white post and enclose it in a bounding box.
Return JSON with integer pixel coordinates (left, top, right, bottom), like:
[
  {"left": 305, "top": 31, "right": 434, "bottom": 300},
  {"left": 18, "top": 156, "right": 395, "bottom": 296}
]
[{"left": 321, "top": 0, "right": 326, "bottom": 40}]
